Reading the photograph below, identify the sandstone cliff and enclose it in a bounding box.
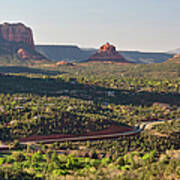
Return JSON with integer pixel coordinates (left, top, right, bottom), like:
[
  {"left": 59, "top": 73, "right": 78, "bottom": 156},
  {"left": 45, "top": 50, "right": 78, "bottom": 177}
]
[
  {"left": 0, "top": 22, "right": 46, "bottom": 62},
  {"left": 0, "top": 23, "right": 34, "bottom": 49}
]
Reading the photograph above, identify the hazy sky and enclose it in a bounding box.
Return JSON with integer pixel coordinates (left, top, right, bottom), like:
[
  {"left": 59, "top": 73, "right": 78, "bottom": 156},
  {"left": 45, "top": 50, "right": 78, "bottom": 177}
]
[{"left": 1, "top": 0, "right": 180, "bottom": 52}]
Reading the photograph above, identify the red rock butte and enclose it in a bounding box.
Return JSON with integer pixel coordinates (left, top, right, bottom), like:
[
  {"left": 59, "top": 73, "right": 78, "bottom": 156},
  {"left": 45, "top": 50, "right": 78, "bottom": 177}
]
[
  {"left": 88, "top": 42, "right": 130, "bottom": 63},
  {"left": 0, "top": 22, "right": 46, "bottom": 61},
  {"left": 0, "top": 23, "right": 34, "bottom": 49}
]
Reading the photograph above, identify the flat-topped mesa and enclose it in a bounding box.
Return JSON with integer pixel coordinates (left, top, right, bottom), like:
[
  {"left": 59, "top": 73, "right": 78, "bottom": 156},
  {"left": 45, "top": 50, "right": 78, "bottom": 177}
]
[
  {"left": 88, "top": 42, "right": 130, "bottom": 63},
  {"left": 0, "top": 22, "right": 34, "bottom": 49}
]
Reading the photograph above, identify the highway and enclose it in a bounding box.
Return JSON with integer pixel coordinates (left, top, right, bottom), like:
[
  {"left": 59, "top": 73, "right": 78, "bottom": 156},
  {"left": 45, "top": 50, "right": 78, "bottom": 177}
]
[
  {"left": 0, "top": 118, "right": 179, "bottom": 149},
  {"left": 20, "top": 118, "right": 180, "bottom": 145}
]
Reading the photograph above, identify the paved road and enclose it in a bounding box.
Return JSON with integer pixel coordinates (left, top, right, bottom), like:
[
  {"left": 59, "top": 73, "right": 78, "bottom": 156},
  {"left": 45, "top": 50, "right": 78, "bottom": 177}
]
[
  {"left": 21, "top": 129, "right": 140, "bottom": 144},
  {"left": 0, "top": 118, "right": 178, "bottom": 149},
  {"left": 20, "top": 118, "right": 180, "bottom": 145}
]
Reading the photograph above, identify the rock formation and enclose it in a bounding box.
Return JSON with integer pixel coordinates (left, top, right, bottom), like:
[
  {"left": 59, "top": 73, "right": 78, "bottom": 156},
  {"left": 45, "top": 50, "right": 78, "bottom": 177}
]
[
  {"left": 0, "top": 22, "right": 46, "bottom": 61},
  {"left": 17, "top": 48, "right": 44, "bottom": 60},
  {"left": 56, "top": 60, "right": 74, "bottom": 66},
  {"left": 0, "top": 23, "right": 34, "bottom": 49},
  {"left": 173, "top": 54, "right": 180, "bottom": 59},
  {"left": 88, "top": 42, "right": 130, "bottom": 63},
  {"left": 169, "top": 54, "right": 180, "bottom": 63},
  {"left": 17, "top": 48, "right": 32, "bottom": 60}
]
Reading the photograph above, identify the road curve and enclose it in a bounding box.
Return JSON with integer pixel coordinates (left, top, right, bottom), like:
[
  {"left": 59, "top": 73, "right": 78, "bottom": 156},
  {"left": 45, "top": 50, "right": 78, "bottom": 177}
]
[{"left": 20, "top": 118, "right": 180, "bottom": 145}]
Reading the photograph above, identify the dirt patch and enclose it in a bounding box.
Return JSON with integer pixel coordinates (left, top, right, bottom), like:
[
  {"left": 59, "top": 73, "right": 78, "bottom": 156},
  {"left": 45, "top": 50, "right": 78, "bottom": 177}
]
[{"left": 150, "top": 130, "right": 168, "bottom": 137}]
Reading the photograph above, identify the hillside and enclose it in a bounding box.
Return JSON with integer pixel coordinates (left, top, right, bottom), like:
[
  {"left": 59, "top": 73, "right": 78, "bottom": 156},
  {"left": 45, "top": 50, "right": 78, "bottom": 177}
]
[
  {"left": 120, "top": 51, "right": 173, "bottom": 64},
  {"left": 0, "top": 60, "right": 180, "bottom": 140},
  {"left": 0, "top": 61, "right": 179, "bottom": 179},
  {"left": 166, "top": 54, "right": 180, "bottom": 63}
]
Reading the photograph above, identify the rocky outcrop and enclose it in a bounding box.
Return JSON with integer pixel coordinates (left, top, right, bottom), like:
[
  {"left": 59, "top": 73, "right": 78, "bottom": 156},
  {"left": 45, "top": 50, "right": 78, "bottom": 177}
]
[
  {"left": 99, "top": 42, "right": 116, "bottom": 53},
  {"left": 167, "top": 54, "right": 180, "bottom": 63},
  {"left": 0, "top": 22, "right": 46, "bottom": 62},
  {"left": 17, "top": 48, "right": 32, "bottom": 60},
  {"left": 88, "top": 42, "right": 130, "bottom": 63},
  {"left": 56, "top": 60, "right": 68, "bottom": 66},
  {"left": 0, "top": 23, "right": 34, "bottom": 49},
  {"left": 173, "top": 54, "right": 180, "bottom": 59},
  {"left": 56, "top": 60, "right": 74, "bottom": 66},
  {"left": 17, "top": 48, "right": 45, "bottom": 60}
]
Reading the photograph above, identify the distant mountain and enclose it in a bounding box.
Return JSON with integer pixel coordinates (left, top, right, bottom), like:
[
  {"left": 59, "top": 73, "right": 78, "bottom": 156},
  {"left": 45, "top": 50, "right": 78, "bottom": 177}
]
[
  {"left": 36, "top": 45, "right": 173, "bottom": 64},
  {"left": 36, "top": 45, "right": 94, "bottom": 62},
  {"left": 0, "top": 22, "right": 174, "bottom": 65},
  {"left": 167, "top": 48, "right": 180, "bottom": 55},
  {"left": 0, "top": 22, "right": 47, "bottom": 64},
  {"left": 120, "top": 51, "right": 173, "bottom": 64}
]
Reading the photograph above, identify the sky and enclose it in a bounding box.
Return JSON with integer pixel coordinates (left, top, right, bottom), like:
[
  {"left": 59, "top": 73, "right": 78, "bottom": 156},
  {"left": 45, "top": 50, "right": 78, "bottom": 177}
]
[{"left": 1, "top": 0, "right": 180, "bottom": 52}]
